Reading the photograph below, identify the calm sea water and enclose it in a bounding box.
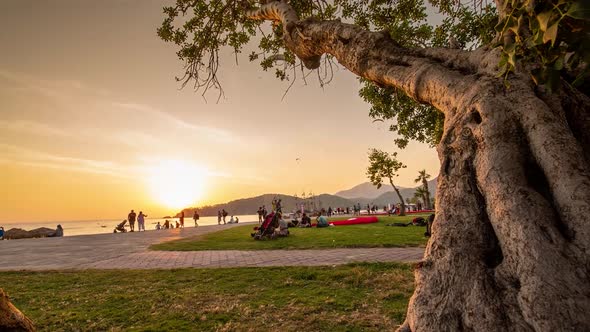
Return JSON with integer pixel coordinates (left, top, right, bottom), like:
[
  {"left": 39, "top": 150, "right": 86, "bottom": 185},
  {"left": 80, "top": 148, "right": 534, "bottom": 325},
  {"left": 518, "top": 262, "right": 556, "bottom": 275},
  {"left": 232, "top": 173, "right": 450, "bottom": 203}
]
[{"left": 0, "top": 214, "right": 259, "bottom": 237}]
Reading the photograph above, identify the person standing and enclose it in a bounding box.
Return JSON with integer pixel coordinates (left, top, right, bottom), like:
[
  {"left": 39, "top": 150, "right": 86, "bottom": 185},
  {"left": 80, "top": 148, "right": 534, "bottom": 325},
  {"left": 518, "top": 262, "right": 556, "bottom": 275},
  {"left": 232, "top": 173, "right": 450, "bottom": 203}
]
[
  {"left": 137, "top": 211, "right": 147, "bottom": 231},
  {"left": 193, "top": 210, "right": 200, "bottom": 227},
  {"left": 0, "top": 226, "right": 5, "bottom": 240},
  {"left": 222, "top": 209, "right": 228, "bottom": 224},
  {"left": 257, "top": 207, "right": 263, "bottom": 224},
  {"left": 128, "top": 210, "right": 137, "bottom": 232},
  {"left": 276, "top": 199, "right": 282, "bottom": 213},
  {"left": 217, "top": 210, "right": 222, "bottom": 225},
  {"left": 179, "top": 211, "right": 185, "bottom": 228}
]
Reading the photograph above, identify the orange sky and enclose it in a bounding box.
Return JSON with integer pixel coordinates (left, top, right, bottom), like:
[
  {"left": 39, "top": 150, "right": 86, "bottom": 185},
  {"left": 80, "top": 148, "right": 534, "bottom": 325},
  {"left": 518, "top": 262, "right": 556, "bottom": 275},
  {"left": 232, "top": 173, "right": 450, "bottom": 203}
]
[{"left": 0, "top": 0, "right": 439, "bottom": 222}]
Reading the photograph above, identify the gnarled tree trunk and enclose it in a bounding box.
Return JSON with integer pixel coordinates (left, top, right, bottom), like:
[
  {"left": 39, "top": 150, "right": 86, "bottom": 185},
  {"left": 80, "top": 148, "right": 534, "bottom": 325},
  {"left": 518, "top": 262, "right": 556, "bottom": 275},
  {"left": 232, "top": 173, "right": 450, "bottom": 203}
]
[
  {"left": 248, "top": 2, "right": 590, "bottom": 330},
  {"left": 0, "top": 289, "right": 35, "bottom": 332}
]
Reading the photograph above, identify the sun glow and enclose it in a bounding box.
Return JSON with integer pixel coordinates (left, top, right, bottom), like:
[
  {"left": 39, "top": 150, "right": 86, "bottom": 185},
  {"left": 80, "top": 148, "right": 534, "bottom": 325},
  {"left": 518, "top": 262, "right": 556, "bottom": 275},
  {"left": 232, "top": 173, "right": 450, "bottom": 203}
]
[{"left": 146, "top": 160, "right": 207, "bottom": 209}]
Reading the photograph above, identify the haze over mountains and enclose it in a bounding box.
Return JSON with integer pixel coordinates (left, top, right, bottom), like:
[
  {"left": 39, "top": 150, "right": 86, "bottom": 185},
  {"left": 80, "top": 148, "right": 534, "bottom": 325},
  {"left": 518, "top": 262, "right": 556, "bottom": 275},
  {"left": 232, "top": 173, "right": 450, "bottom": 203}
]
[{"left": 178, "top": 178, "right": 437, "bottom": 217}]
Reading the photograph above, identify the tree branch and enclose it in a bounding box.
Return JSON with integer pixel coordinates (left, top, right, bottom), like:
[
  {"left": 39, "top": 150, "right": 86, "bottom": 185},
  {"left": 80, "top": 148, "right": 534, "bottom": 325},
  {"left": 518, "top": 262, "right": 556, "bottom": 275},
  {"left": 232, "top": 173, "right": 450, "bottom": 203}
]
[
  {"left": 248, "top": 1, "right": 498, "bottom": 114},
  {"left": 246, "top": 0, "right": 299, "bottom": 33}
]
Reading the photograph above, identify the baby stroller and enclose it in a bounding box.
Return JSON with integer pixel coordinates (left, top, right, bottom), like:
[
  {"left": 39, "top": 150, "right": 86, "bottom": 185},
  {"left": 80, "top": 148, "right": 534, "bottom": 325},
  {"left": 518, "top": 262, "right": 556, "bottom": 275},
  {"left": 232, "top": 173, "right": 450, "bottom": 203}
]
[
  {"left": 251, "top": 212, "right": 279, "bottom": 240},
  {"left": 114, "top": 220, "right": 127, "bottom": 233}
]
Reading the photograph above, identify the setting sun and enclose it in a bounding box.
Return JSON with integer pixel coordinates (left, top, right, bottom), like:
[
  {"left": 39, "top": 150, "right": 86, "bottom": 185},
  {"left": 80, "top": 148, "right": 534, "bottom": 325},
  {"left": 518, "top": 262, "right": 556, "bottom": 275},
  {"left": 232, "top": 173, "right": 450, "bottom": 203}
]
[{"left": 146, "top": 160, "right": 207, "bottom": 209}]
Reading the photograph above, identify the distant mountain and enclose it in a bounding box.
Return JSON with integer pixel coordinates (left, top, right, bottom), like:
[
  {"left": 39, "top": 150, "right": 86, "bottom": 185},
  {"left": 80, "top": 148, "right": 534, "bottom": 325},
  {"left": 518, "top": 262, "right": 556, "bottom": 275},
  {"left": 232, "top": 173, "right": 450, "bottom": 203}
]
[
  {"left": 178, "top": 178, "right": 438, "bottom": 218},
  {"left": 178, "top": 193, "right": 355, "bottom": 217},
  {"left": 334, "top": 182, "right": 403, "bottom": 199},
  {"left": 339, "top": 178, "right": 438, "bottom": 206}
]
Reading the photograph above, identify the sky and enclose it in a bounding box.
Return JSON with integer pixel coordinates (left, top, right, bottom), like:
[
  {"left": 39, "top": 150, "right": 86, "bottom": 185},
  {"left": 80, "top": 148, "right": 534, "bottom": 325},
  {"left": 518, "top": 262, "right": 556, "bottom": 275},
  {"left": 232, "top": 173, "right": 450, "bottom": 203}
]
[{"left": 0, "top": 0, "right": 440, "bottom": 222}]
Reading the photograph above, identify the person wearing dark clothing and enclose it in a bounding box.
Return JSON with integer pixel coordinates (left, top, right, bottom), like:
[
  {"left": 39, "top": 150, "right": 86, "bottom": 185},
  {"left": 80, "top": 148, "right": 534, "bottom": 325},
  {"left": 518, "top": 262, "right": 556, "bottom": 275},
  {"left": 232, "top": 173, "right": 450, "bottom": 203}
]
[
  {"left": 222, "top": 209, "right": 228, "bottom": 224},
  {"left": 276, "top": 199, "right": 282, "bottom": 213},
  {"left": 299, "top": 213, "right": 311, "bottom": 227},
  {"left": 128, "top": 210, "right": 137, "bottom": 232},
  {"left": 180, "top": 211, "right": 185, "bottom": 228}
]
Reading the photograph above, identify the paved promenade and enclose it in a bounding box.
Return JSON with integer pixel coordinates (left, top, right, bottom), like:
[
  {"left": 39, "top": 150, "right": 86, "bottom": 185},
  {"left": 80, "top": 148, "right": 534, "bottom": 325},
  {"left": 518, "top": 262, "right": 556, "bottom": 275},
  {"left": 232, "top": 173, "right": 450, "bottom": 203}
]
[{"left": 0, "top": 223, "right": 424, "bottom": 271}]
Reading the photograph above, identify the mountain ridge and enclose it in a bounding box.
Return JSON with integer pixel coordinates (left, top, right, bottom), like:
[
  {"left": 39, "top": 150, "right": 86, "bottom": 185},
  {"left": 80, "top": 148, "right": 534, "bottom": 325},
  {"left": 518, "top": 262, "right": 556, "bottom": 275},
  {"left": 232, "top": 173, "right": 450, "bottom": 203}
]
[{"left": 178, "top": 178, "right": 437, "bottom": 217}]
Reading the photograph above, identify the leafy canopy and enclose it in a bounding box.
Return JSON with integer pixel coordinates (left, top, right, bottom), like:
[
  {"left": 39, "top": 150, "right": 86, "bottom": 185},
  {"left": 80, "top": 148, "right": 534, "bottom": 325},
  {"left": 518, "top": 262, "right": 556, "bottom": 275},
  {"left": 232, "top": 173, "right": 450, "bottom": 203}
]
[
  {"left": 159, "top": 0, "right": 589, "bottom": 145},
  {"left": 366, "top": 148, "right": 407, "bottom": 189}
]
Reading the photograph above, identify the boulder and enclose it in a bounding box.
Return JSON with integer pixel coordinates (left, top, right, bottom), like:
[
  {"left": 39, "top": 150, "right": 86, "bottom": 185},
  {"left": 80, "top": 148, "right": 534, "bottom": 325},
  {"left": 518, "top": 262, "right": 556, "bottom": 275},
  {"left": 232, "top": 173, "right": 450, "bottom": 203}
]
[
  {"left": 4, "top": 228, "right": 30, "bottom": 240},
  {"left": 0, "top": 289, "right": 35, "bottom": 331},
  {"left": 28, "top": 227, "right": 56, "bottom": 238},
  {"left": 4, "top": 227, "right": 56, "bottom": 240}
]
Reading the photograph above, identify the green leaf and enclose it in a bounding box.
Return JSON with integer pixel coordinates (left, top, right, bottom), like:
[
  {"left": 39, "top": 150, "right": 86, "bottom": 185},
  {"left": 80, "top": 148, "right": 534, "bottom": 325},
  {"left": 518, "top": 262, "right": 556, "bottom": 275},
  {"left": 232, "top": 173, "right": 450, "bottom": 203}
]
[
  {"left": 507, "top": 51, "right": 517, "bottom": 67},
  {"left": 537, "top": 11, "right": 553, "bottom": 31},
  {"left": 543, "top": 22, "right": 559, "bottom": 46},
  {"left": 566, "top": 1, "right": 590, "bottom": 20}
]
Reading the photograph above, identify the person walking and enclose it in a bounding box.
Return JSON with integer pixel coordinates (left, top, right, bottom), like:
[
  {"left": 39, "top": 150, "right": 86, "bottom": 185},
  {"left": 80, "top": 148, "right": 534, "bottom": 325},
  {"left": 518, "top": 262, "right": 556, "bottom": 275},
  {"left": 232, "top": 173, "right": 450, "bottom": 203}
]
[
  {"left": 179, "top": 211, "right": 185, "bottom": 228},
  {"left": 193, "top": 210, "right": 200, "bottom": 227},
  {"left": 137, "top": 211, "right": 147, "bottom": 231},
  {"left": 128, "top": 210, "right": 137, "bottom": 232}
]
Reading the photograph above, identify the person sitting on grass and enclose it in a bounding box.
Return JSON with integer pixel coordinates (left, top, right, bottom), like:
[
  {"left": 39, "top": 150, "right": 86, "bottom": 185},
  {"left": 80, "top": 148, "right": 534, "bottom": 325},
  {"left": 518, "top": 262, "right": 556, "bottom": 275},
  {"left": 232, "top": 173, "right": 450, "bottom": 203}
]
[
  {"left": 316, "top": 213, "right": 329, "bottom": 228},
  {"left": 298, "top": 213, "right": 311, "bottom": 227},
  {"left": 277, "top": 214, "right": 289, "bottom": 237},
  {"left": 288, "top": 217, "right": 299, "bottom": 228}
]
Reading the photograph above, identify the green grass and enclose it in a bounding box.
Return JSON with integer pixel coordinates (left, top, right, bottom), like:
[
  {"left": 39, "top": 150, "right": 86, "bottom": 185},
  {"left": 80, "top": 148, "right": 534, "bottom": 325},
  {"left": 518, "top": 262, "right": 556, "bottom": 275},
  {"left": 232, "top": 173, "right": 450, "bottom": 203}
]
[
  {"left": 0, "top": 263, "right": 415, "bottom": 331},
  {"left": 151, "top": 214, "right": 430, "bottom": 251}
]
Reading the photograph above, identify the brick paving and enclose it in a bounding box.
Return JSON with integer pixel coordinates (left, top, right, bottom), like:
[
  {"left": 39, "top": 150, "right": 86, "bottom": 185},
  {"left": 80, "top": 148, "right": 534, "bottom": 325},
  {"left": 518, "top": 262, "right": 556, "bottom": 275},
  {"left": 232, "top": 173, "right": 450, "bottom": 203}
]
[{"left": 0, "top": 223, "right": 424, "bottom": 271}]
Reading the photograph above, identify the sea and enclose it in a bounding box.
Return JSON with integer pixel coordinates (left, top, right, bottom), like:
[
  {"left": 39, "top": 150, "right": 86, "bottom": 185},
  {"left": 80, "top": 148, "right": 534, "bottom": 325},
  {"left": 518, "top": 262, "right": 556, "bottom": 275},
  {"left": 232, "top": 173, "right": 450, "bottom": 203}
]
[{"left": 0, "top": 214, "right": 259, "bottom": 237}]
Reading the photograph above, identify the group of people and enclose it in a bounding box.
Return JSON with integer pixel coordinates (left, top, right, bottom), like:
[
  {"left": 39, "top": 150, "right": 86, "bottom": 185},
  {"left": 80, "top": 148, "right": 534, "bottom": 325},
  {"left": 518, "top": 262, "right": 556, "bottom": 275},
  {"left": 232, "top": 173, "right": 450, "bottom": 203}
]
[
  {"left": 114, "top": 209, "right": 148, "bottom": 233},
  {"left": 256, "top": 206, "right": 268, "bottom": 223},
  {"left": 156, "top": 219, "right": 181, "bottom": 230},
  {"left": 216, "top": 209, "right": 237, "bottom": 224}
]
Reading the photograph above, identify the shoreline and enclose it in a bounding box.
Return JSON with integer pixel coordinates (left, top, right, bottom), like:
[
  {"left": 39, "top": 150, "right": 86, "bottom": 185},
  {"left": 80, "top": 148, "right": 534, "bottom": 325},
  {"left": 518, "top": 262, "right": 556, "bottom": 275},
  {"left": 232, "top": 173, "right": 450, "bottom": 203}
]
[
  {"left": 0, "top": 215, "right": 259, "bottom": 237},
  {"left": 0, "top": 220, "right": 257, "bottom": 241}
]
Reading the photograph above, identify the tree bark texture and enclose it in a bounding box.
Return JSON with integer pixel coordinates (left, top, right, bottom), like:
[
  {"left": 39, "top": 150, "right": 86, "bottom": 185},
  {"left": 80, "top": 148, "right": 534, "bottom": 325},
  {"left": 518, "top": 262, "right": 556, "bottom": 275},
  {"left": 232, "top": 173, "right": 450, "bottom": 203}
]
[
  {"left": 249, "top": 3, "right": 590, "bottom": 330},
  {"left": 0, "top": 289, "right": 35, "bottom": 332}
]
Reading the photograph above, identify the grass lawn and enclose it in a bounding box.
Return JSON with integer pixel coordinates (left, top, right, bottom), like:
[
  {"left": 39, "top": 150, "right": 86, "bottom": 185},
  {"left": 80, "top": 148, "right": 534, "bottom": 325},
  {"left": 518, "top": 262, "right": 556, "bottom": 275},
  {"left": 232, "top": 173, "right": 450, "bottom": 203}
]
[
  {"left": 0, "top": 263, "right": 414, "bottom": 331},
  {"left": 151, "top": 214, "right": 430, "bottom": 251}
]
